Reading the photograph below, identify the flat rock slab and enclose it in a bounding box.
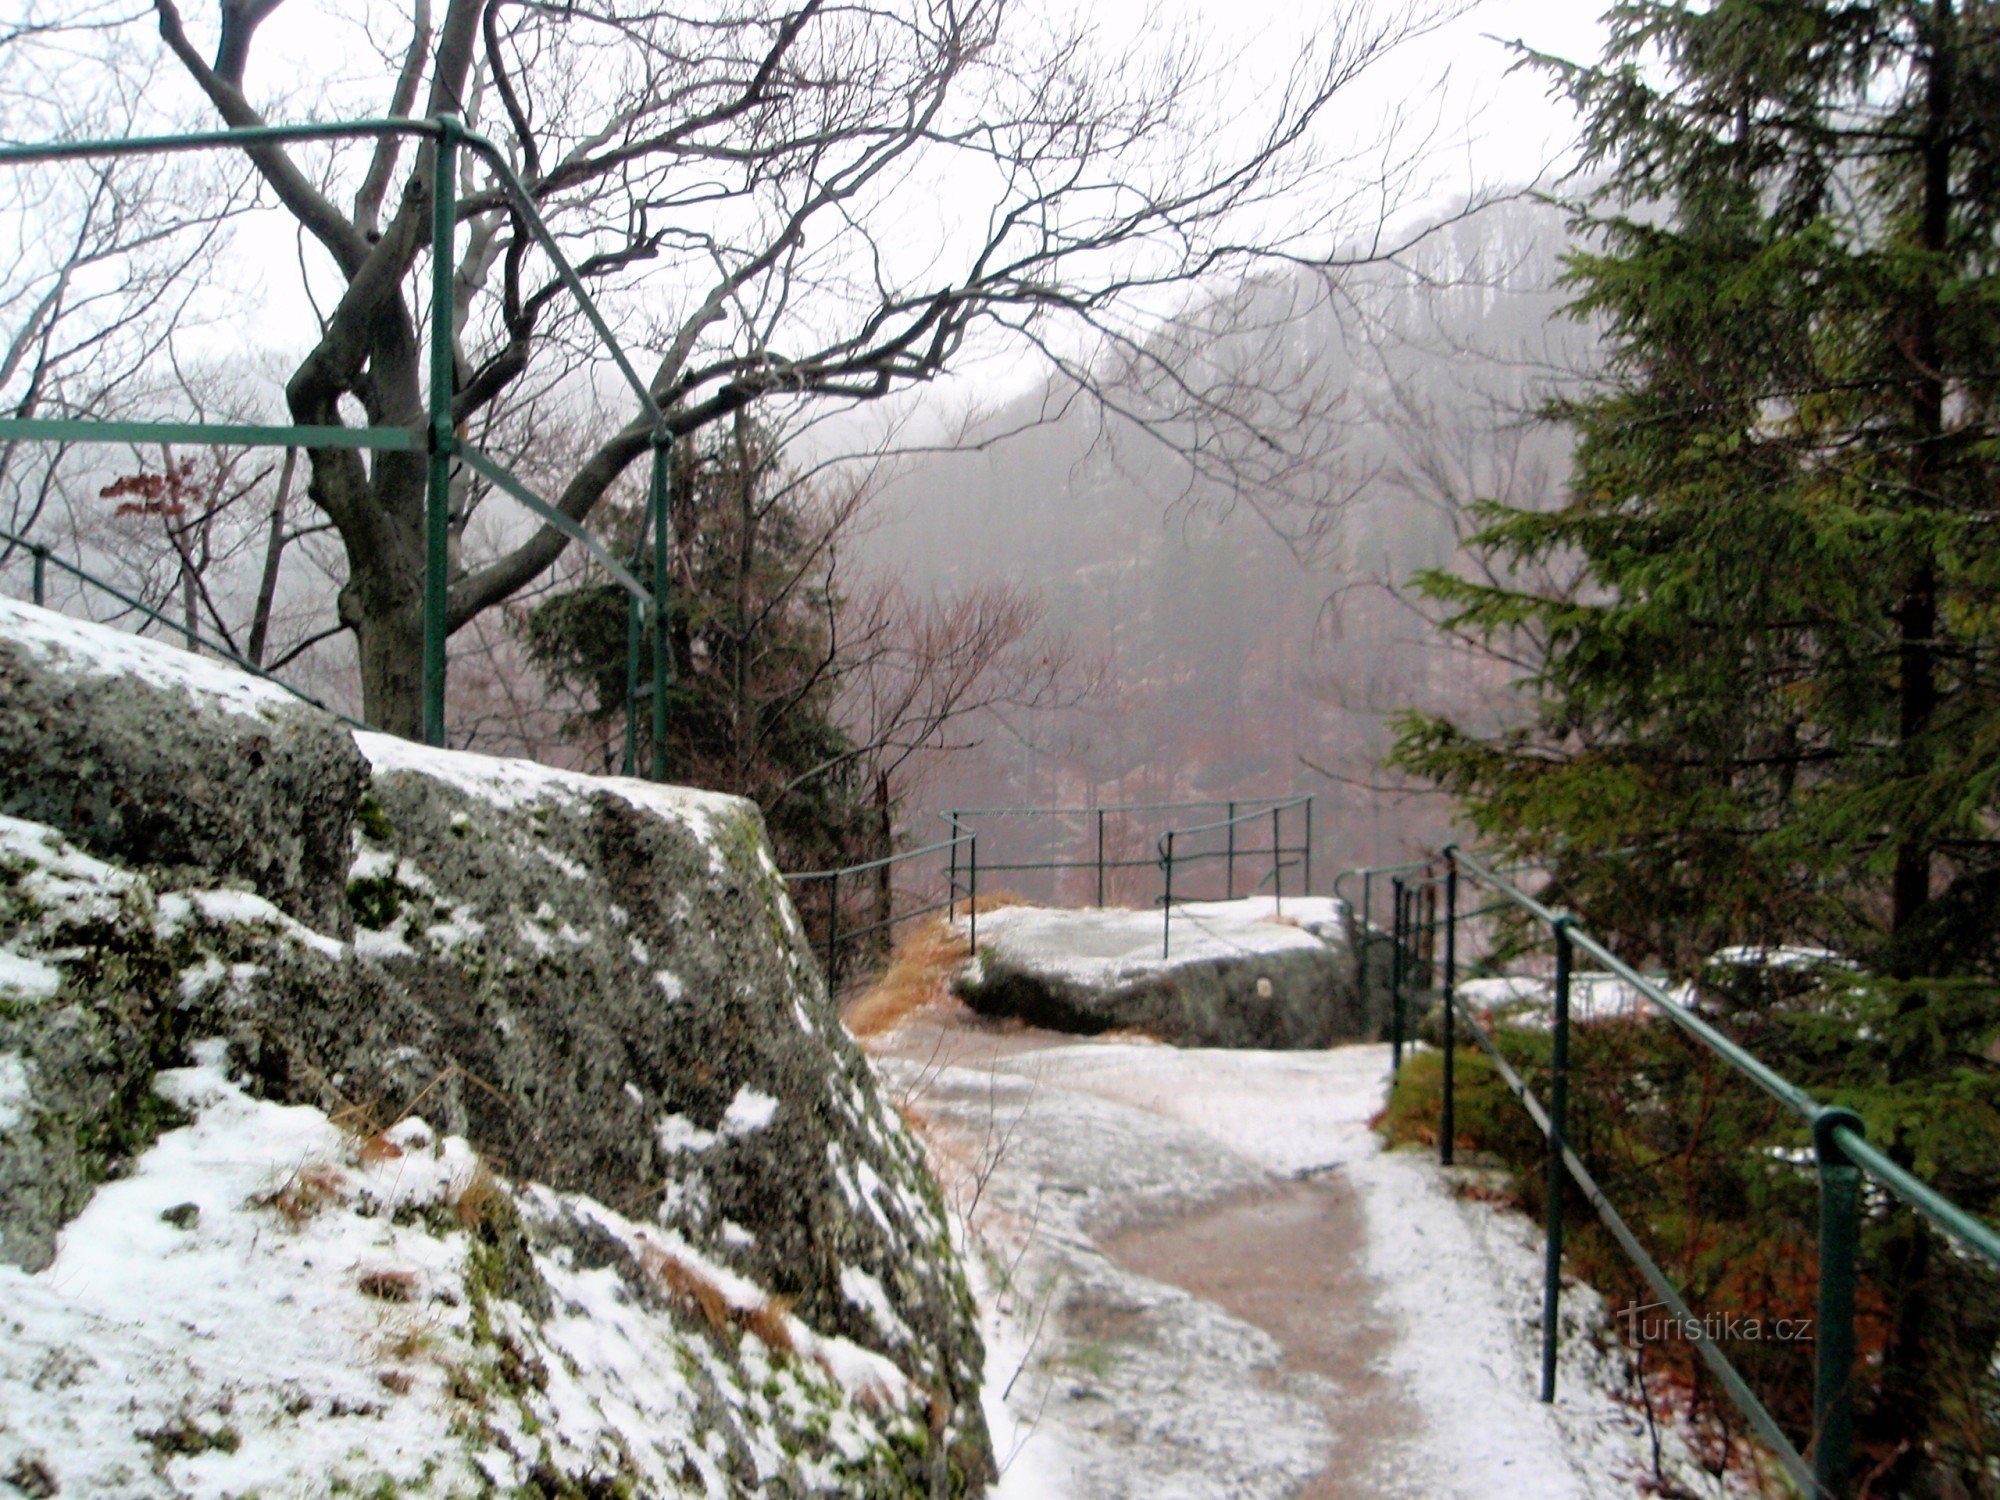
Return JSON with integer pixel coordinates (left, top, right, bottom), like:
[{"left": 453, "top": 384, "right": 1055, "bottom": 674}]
[{"left": 956, "top": 897, "right": 1360, "bottom": 1048}]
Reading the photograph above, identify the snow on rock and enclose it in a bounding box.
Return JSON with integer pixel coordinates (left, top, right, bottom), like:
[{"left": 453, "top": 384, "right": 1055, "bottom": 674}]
[
  {"left": 0, "top": 599, "right": 994, "bottom": 1490},
  {"left": 956, "top": 896, "right": 1363, "bottom": 1048},
  {"left": 0, "top": 594, "right": 301, "bottom": 720},
  {"left": 0, "top": 599, "right": 366, "bottom": 931},
  {"left": 0, "top": 1051, "right": 937, "bottom": 1497}
]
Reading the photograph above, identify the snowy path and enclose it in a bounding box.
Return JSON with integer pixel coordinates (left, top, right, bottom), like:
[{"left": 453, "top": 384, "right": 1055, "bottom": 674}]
[{"left": 868, "top": 1017, "right": 1745, "bottom": 1499}]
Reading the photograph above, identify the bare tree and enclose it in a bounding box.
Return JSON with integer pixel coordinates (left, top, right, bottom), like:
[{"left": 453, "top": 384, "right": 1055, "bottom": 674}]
[
  {"left": 129, "top": 0, "right": 1460, "bottom": 736},
  {"left": 0, "top": 33, "right": 247, "bottom": 558}
]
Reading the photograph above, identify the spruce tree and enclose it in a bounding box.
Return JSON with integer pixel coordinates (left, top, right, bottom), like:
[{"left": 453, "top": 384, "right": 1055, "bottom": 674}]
[
  {"left": 524, "top": 416, "right": 872, "bottom": 875},
  {"left": 1390, "top": 0, "right": 2000, "bottom": 1482},
  {"left": 1395, "top": 0, "right": 2000, "bottom": 974}
]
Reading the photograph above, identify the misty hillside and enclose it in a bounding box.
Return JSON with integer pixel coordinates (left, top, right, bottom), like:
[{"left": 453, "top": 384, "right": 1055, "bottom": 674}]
[{"left": 860, "top": 194, "right": 1590, "bottom": 878}]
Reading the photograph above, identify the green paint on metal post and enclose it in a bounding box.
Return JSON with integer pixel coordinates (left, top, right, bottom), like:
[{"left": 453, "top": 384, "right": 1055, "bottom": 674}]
[
  {"left": 421, "top": 113, "right": 461, "bottom": 748},
  {"left": 948, "top": 813, "right": 960, "bottom": 920},
  {"left": 1542, "top": 918, "right": 1574, "bottom": 1403},
  {"left": 1271, "top": 805, "right": 1282, "bottom": 914},
  {"left": 825, "top": 869, "right": 840, "bottom": 989},
  {"left": 1225, "top": 800, "right": 1236, "bottom": 899},
  {"left": 30, "top": 545, "right": 45, "bottom": 606},
  {"left": 1390, "top": 878, "right": 1406, "bottom": 1076},
  {"left": 648, "top": 433, "right": 671, "bottom": 781},
  {"left": 622, "top": 593, "right": 640, "bottom": 778},
  {"left": 1813, "top": 1107, "right": 1865, "bottom": 1498},
  {"left": 1441, "top": 857, "right": 1458, "bottom": 1167}
]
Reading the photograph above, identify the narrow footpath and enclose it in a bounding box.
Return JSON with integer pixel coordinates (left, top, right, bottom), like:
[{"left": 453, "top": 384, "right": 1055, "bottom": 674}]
[{"left": 865, "top": 1013, "right": 1748, "bottom": 1499}]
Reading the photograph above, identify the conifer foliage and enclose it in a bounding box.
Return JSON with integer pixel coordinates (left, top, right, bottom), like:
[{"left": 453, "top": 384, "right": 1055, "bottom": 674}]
[
  {"left": 524, "top": 417, "right": 872, "bottom": 876},
  {"left": 1391, "top": 1, "right": 2000, "bottom": 1484},
  {"left": 1395, "top": 0, "right": 2000, "bottom": 975}
]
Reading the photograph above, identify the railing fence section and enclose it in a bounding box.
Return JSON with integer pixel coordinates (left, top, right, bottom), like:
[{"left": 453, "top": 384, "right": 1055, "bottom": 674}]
[{"left": 1340, "top": 845, "right": 2000, "bottom": 1499}]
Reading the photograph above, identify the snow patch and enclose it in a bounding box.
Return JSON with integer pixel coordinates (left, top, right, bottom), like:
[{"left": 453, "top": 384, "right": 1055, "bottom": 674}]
[
  {"left": 154, "top": 888, "right": 345, "bottom": 959},
  {"left": 721, "top": 1088, "right": 779, "bottom": 1136},
  {"left": 0, "top": 949, "right": 61, "bottom": 1003},
  {"left": 0, "top": 1052, "right": 31, "bottom": 1131},
  {"left": 0, "top": 596, "right": 302, "bottom": 720}
]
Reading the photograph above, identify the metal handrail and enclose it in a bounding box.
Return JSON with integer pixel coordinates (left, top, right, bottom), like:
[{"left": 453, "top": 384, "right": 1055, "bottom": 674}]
[
  {"left": 945, "top": 793, "right": 1314, "bottom": 926},
  {"left": 1156, "top": 794, "right": 1313, "bottom": 958},
  {"left": 0, "top": 115, "right": 671, "bottom": 766},
  {"left": 0, "top": 524, "right": 358, "bottom": 725},
  {"left": 1340, "top": 845, "right": 2000, "bottom": 1498},
  {"left": 783, "top": 828, "right": 977, "bottom": 984}
]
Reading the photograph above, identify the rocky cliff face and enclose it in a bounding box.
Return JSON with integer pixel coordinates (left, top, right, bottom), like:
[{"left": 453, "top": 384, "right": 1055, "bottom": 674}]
[{"left": 0, "top": 598, "right": 990, "bottom": 1496}]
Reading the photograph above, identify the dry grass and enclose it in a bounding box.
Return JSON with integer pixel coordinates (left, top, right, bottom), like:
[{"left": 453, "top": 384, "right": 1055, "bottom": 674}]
[
  {"left": 357, "top": 1268, "right": 421, "bottom": 1303},
  {"left": 355, "top": 1130, "right": 405, "bottom": 1166},
  {"left": 842, "top": 892, "right": 1036, "bottom": 1039},
  {"left": 638, "top": 1241, "right": 809, "bottom": 1362},
  {"left": 639, "top": 1243, "right": 735, "bottom": 1335},
  {"left": 253, "top": 1161, "right": 348, "bottom": 1228},
  {"left": 451, "top": 1162, "right": 506, "bottom": 1232},
  {"left": 738, "top": 1297, "right": 799, "bottom": 1358}
]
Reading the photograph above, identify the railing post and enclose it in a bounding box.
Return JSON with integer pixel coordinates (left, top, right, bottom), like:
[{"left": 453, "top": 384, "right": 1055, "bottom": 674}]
[
  {"left": 947, "top": 814, "right": 959, "bottom": 921},
  {"left": 1162, "top": 831, "right": 1176, "bottom": 959},
  {"left": 825, "top": 869, "right": 840, "bottom": 991},
  {"left": 31, "top": 544, "right": 46, "bottom": 606},
  {"left": 1812, "top": 1107, "right": 1866, "bottom": 1499},
  {"left": 1362, "top": 864, "right": 1375, "bottom": 1036},
  {"left": 1225, "top": 800, "right": 1236, "bottom": 899},
  {"left": 968, "top": 832, "right": 979, "bottom": 955},
  {"left": 1390, "top": 877, "right": 1406, "bottom": 1076},
  {"left": 1441, "top": 854, "right": 1458, "bottom": 1168},
  {"left": 421, "top": 113, "right": 461, "bottom": 748},
  {"left": 647, "top": 431, "right": 672, "bottom": 781},
  {"left": 1271, "top": 805, "right": 1283, "bottom": 914},
  {"left": 1096, "top": 807, "right": 1106, "bottom": 908},
  {"left": 1542, "top": 916, "right": 1574, "bottom": 1403},
  {"left": 1303, "top": 795, "right": 1313, "bottom": 895},
  {"left": 622, "top": 592, "right": 640, "bottom": 778},
  {"left": 1424, "top": 882, "right": 1438, "bottom": 989}
]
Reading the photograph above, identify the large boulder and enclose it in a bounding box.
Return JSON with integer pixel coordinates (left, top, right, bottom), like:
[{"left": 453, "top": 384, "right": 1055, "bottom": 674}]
[
  {"left": 0, "top": 601, "right": 365, "bottom": 932},
  {"left": 0, "top": 597, "right": 990, "bottom": 1495},
  {"left": 955, "top": 896, "right": 1362, "bottom": 1048}
]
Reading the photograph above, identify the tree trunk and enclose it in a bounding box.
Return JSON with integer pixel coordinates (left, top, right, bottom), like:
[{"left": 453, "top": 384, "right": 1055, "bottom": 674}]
[
  {"left": 336, "top": 497, "right": 429, "bottom": 740},
  {"left": 1890, "top": 0, "right": 1954, "bottom": 945},
  {"left": 247, "top": 447, "right": 297, "bottom": 668}
]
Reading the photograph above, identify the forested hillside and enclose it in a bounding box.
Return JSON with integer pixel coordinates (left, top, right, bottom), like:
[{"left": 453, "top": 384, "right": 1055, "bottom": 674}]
[{"left": 857, "top": 194, "right": 1587, "bottom": 874}]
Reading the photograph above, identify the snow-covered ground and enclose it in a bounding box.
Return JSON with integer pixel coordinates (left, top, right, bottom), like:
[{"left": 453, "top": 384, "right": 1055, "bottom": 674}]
[
  {"left": 874, "top": 1020, "right": 1766, "bottom": 1499},
  {"left": 0, "top": 1047, "right": 932, "bottom": 1497}
]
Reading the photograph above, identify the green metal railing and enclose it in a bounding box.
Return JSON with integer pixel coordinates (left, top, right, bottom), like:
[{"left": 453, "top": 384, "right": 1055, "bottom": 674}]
[
  {"left": 781, "top": 794, "right": 1316, "bottom": 990},
  {"left": 1155, "top": 794, "right": 1312, "bottom": 958},
  {"left": 0, "top": 117, "right": 670, "bottom": 768},
  {"left": 941, "top": 795, "right": 1313, "bottom": 958},
  {"left": 1344, "top": 845, "right": 2000, "bottom": 1498},
  {"left": 783, "top": 828, "right": 977, "bottom": 989},
  {"left": 0, "top": 523, "right": 357, "bottom": 724}
]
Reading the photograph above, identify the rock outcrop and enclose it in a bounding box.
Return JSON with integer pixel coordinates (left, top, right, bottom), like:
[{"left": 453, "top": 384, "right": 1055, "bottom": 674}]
[
  {"left": 955, "top": 897, "right": 1362, "bottom": 1048},
  {"left": 0, "top": 598, "right": 990, "bottom": 1496}
]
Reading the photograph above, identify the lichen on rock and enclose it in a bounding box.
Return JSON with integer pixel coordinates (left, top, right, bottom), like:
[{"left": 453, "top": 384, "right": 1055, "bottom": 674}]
[{"left": 0, "top": 597, "right": 992, "bottom": 1494}]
